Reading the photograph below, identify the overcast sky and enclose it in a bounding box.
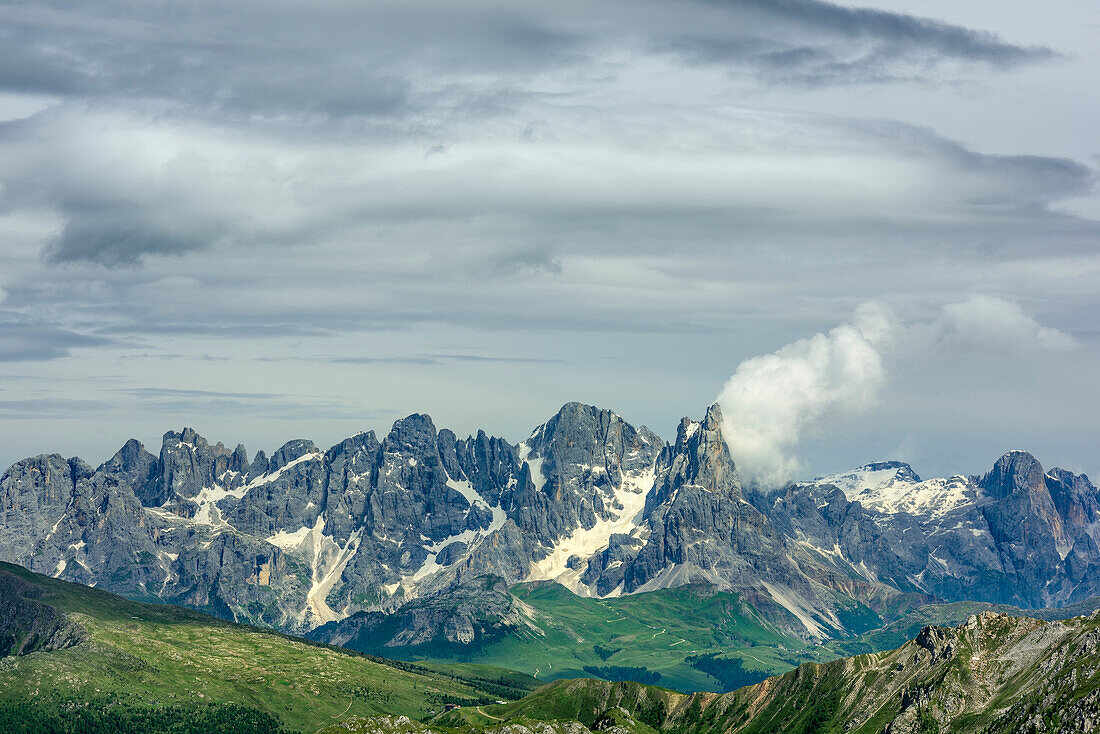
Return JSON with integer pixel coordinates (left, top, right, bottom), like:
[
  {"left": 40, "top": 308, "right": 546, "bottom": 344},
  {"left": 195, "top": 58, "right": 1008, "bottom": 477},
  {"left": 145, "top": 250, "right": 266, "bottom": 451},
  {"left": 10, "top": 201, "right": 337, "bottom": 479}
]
[{"left": 0, "top": 0, "right": 1097, "bottom": 484}]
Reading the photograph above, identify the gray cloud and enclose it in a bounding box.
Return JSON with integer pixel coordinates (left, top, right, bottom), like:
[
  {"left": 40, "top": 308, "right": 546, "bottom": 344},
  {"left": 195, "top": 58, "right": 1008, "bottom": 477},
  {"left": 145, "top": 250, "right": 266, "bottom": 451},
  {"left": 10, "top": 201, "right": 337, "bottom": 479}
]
[
  {"left": 326, "top": 353, "right": 568, "bottom": 366},
  {"left": 0, "top": 102, "right": 1092, "bottom": 269},
  {"left": 0, "top": 314, "right": 112, "bottom": 361},
  {"left": 0, "top": 397, "right": 111, "bottom": 417},
  {"left": 0, "top": 0, "right": 1075, "bottom": 267},
  {"left": 0, "top": 0, "right": 1049, "bottom": 125},
  {"left": 669, "top": 0, "right": 1053, "bottom": 84},
  {"left": 45, "top": 214, "right": 229, "bottom": 266},
  {"left": 96, "top": 322, "right": 332, "bottom": 339},
  {"left": 117, "top": 389, "right": 397, "bottom": 422},
  {"left": 121, "top": 387, "right": 279, "bottom": 400},
  {"left": 0, "top": 0, "right": 1096, "bottom": 480}
]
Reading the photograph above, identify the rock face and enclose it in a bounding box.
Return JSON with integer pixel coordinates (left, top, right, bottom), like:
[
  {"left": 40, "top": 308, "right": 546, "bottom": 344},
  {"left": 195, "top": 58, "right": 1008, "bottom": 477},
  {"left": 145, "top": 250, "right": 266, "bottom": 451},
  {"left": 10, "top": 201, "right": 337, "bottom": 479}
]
[
  {"left": 764, "top": 450, "right": 1100, "bottom": 610},
  {"left": 310, "top": 575, "right": 544, "bottom": 652},
  {"left": 439, "top": 611, "right": 1100, "bottom": 734},
  {"left": 1, "top": 402, "right": 1097, "bottom": 637},
  {"left": 0, "top": 566, "right": 86, "bottom": 656}
]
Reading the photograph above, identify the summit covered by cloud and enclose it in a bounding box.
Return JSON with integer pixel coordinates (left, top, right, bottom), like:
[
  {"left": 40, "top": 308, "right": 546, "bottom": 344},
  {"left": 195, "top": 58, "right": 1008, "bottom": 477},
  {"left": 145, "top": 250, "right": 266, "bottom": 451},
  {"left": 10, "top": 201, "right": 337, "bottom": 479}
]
[{"left": 717, "top": 296, "right": 1079, "bottom": 487}]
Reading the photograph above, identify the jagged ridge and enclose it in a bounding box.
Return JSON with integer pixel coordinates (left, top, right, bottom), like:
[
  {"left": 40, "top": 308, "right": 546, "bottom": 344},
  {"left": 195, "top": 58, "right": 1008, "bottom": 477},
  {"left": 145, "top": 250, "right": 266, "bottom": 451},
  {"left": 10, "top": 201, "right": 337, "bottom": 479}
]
[{"left": 2, "top": 402, "right": 1098, "bottom": 640}]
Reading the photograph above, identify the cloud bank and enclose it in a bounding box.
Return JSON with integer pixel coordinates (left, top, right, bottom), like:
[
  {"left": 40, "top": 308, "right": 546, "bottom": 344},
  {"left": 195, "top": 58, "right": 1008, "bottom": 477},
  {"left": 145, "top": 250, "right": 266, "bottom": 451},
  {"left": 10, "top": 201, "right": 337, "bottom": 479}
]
[{"left": 0, "top": 0, "right": 1095, "bottom": 478}]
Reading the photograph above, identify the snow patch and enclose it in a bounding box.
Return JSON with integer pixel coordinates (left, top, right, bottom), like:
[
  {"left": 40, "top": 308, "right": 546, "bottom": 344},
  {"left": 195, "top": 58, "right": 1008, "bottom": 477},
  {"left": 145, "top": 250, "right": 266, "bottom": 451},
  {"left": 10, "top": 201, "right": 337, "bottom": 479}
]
[
  {"left": 393, "top": 470, "right": 509, "bottom": 595},
  {"left": 46, "top": 513, "right": 66, "bottom": 540},
  {"left": 527, "top": 456, "right": 547, "bottom": 493},
  {"left": 518, "top": 441, "right": 548, "bottom": 492},
  {"left": 266, "top": 525, "right": 313, "bottom": 551},
  {"left": 816, "top": 466, "right": 976, "bottom": 519},
  {"left": 246, "top": 450, "right": 323, "bottom": 490},
  {"left": 447, "top": 475, "right": 508, "bottom": 534},
  {"left": 528, "top": 462, "right": 656, "bottom": 596},
  {"left": 192, "top": 483, "right": 250, "bottom": 528}
]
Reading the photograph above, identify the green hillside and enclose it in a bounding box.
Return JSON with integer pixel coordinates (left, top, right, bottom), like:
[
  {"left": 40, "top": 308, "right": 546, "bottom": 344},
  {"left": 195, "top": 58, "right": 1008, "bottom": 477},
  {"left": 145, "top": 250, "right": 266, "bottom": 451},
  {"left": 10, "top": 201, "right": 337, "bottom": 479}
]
[
  {"left": 413, "top": 609, "right": 1100, "bottom": 733},
  {"left": 825, "top": 595, "right": 1100, "bottom": 659},
  {"left": 319, "top": 577, "right": 1100, "bottom": 696},
  {"left": 430, "top": 677, "right": 682, "bottom": 731},
  {"left": 0, "top": 562, "right": 537, "bottom": 733},
  {"left": 509, "top": 582, "right": 819, "bottom": 690},
  {"left": 324, "top": 580, "right": 829, "bottom": 692},
  {"left": 5, "top": 559, "right": 1099, "bottom": 734}
]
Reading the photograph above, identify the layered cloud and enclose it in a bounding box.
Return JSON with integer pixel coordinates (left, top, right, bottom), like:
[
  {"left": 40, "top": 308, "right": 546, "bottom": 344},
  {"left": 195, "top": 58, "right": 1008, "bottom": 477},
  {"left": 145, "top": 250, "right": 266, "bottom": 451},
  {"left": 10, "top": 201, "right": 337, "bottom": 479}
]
[
  {"left": 0, "top": 0, "right": 1095, "bottom": 475},
  {"left": 0, "top": 104, "right": 1091, "bottom": 269},
  {"left": 0, "top": 0, "right": 1050, "bottom": 116},
  {"left": 0, "top": 0, "right": 1077, "bottom": 267}
]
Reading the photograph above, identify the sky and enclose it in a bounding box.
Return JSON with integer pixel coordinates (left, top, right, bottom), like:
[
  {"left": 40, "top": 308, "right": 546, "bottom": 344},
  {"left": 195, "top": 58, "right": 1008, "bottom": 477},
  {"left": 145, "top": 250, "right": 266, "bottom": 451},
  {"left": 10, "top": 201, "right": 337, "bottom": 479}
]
[{"left": 0, "top": 0, "right": 1097, "bottom": 484}]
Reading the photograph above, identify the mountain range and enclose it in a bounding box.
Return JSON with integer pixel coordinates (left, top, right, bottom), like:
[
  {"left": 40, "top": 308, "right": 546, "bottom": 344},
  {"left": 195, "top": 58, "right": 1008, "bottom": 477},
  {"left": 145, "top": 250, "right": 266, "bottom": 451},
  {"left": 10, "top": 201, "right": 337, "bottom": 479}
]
[{"left": 2, "top": 401, "right": 1098, "bottom": 646}]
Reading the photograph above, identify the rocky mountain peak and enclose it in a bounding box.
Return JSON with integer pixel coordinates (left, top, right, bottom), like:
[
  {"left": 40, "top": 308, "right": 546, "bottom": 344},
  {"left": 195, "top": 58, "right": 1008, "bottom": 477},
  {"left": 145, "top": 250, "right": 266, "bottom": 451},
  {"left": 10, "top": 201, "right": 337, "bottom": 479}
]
[
  {"left": 1043, "top": 467, "right": 1100, "bottom": 538},
  {"left": 105, "top": 439, "right": 156, "bottom": 474},
  {"left": 535, "top": 403, "right": 617, "bottom": 448},
  {"left": 980, "top": 450, "right": 1045, "bottom": 499},
  {"left": 231, "top": 443, "right": 248, "bottom": 469},
  {"left": 702, "top": 402, "right": 723, "bottom": 431},
  {"left": 858, "top": 460, "right": 922, "bottom": 483},
  {"left": 384, "top": 413, "right": 439, "bottom": 453},
  {"left": 269, "top": 439, "right": 318, "bottom": 471},
  {"left": 3, "top": 404, "right": 1098, "bottom": 638},
  {"left": 915, "top": 623, "right": 957, "bottom": 664},
  {"left": 165, "top": 427, "right": 206, "bottom": 449},
  {"left": 663, "top": 404, "right": 738, "bottom": 497}
]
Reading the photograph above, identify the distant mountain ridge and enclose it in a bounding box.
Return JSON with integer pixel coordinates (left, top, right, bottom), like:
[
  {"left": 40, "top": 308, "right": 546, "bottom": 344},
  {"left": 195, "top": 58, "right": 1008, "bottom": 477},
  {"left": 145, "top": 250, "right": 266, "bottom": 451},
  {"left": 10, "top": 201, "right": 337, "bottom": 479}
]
[
  {"left": 763, "top": 449, "right": 1100, "bottom": 610},
  {"left": 2, "top": 401, "right": 1098, "bottom": 638}
]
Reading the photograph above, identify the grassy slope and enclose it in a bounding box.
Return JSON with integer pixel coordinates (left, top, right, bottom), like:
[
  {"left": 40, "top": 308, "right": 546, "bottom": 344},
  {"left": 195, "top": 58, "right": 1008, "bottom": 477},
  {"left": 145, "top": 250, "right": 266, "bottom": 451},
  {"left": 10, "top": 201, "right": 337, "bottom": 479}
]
[
  {"left": 421, "top": 610, "right": 1100, "bottom": 734},
  {"left": 10, "top": 557, "right": 1096, "bottom": 734},
  {"left": 826, "top": 595, "right": 1100, "bottom": 658},
  {"left": 0, "top": 562, "right": 537, "bottom": 733},
  {"left": 347, "top": 580, "right": 1100, "bottom": 695},
  {"left": 369, "top": 582, "right": 824, "bottom": 693},
  {"left": 430, "top": 678, "right": 683, "bottom": 731}
]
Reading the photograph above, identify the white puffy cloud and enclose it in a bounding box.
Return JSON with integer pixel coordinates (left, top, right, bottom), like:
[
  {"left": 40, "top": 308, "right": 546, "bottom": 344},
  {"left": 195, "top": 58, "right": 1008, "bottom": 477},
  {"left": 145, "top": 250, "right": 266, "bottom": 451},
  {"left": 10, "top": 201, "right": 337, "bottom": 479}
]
[
  {"left": 716, "top": 302, "right": 895, "bottom": 487},
  {"left": 930, "top": 295, "right": 1078, "bottom": 355},
  {"left": 717, "top": 296, "right": 1077, "bottom": 487}
]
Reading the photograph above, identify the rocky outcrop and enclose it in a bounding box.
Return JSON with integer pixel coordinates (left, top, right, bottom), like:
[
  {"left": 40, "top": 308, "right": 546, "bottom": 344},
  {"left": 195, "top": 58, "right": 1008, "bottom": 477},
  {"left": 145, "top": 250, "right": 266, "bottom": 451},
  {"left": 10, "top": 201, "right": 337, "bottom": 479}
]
[
  {"left": 764, "top": 451, "right": 1100, "bottom": 610},
  {"left": 417, "top": 611, "right": 1100, "bottom": 733},
  {"left": 512, "top": 403, "right": 663, "bottom": 550},
  {"left": 309, "top": 575, "right": 543, "bottom": 652},
  {"left": 581, "top": 406, "right": 851, "bottom": 637},
  {"left": 0, "top": 565, "right": 86, "bottom": 656}
]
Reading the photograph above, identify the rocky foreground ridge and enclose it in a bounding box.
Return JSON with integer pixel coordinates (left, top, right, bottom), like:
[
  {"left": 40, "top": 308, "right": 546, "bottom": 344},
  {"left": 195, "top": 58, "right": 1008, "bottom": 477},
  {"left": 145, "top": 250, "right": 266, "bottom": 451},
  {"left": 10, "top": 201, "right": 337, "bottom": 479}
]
[
  {"left": 2, "top": 402, "right": 1098, "bottom": 636},
  {"left": 412, "top": 609, "right": 1100, "bottom": 733}
]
